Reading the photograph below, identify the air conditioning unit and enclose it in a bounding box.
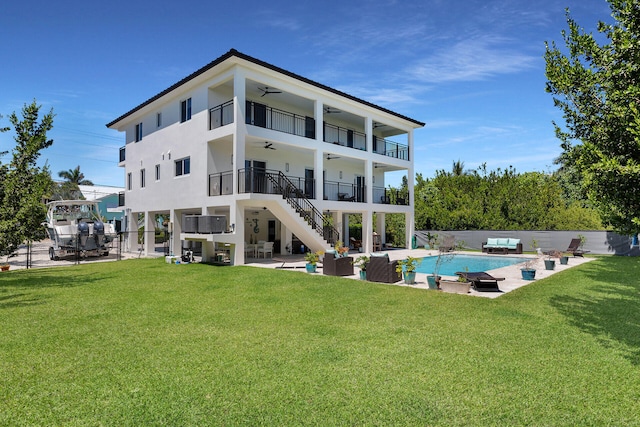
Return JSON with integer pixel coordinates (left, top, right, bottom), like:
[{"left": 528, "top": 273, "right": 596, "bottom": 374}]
[
  {"left": 197, "top": 215, "right": 227, "bottom": 234},
  {"left": 183, "top": 215, "right": 199, "bottom": 233}
]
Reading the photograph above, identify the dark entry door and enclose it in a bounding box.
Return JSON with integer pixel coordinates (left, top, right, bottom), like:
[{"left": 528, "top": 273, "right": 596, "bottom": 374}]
[{"left": 305, "top": 168, "right": 314, "bottom": 198}]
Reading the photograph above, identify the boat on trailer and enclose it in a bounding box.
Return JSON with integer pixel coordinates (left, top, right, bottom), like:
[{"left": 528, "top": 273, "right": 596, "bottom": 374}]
[{"left": 44, "top": 200, "right": 117, "bottom": 260}]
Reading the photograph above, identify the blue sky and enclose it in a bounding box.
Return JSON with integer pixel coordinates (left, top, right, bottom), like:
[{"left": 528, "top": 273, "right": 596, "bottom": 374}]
[{"left": 0, "top": 0, "right": 611, "bottom": 187}]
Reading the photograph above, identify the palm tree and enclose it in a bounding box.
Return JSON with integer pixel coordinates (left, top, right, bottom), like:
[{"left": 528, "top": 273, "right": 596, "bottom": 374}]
[
  {"left": 58, "top": 165, "right": 93, "bottom": 185},
  {"left": 452, "top": 159, "right": 465, "bottom": 176}
]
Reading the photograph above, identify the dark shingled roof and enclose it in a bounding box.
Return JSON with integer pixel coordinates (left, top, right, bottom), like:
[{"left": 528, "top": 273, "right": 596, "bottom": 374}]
[{"left": 106, "top": 49, "right": 425, "bottom": 128}]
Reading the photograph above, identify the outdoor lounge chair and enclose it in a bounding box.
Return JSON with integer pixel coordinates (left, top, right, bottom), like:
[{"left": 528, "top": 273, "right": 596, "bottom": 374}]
[
  {"left": 455, "top": 271, "right": 505, "bottom": 291},
  {"left": 322, "top": 252, "right": 354, "bottom": 276},
  {"left": 566, "top": 238, "right": 590, "bottom": 257},
  {"left": 367, "top": 254, "right": 401, "bottom": 283}
]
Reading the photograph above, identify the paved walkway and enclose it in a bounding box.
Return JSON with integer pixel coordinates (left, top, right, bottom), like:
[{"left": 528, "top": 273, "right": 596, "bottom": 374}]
[{"left": 245, "top": 249, "right": 595, "bottom": 298}]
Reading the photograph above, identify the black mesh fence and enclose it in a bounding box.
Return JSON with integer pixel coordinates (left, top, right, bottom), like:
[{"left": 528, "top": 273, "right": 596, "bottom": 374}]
[{"left": 3, "top": 230, "right": 173, "bottom": 271}]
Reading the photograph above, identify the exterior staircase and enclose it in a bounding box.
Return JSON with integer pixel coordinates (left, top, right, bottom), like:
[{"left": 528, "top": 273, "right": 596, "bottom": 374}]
[{"left": 265, "top": 172, "right": 339, "bottom": 252}]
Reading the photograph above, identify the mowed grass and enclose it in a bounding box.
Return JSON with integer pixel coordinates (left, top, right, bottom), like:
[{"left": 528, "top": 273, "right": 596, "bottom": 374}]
[{"left": 1, "top": 257, "right": 639, "bottom": 425}]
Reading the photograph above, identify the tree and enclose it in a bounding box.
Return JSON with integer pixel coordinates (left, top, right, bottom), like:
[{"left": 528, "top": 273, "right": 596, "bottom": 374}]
[
  {"left": 0, "top": 101, "right": 55, "bottom": 259},
  {"left": 545, "top": 1, "right": 640, "bottom": 235},
  {"left": 58, "top": 165, "right": 94, "bottom": 185}
]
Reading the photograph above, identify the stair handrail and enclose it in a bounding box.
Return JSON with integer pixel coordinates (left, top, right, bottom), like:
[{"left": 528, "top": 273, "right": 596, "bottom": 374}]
[{"left": 266, "top": 172, "right": 339, "bottom": 245}]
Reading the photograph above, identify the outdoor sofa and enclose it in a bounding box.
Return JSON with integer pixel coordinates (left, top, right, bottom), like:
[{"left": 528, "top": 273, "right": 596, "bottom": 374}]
[
  {"left": 322, "top": 252, "right": 354, "bottom": 276},
  {"left": 482, "top": 238, "right": 523, "bottom": 254},
  {"left": 367, "top": 253, "right": 401, "bottom": 283}
]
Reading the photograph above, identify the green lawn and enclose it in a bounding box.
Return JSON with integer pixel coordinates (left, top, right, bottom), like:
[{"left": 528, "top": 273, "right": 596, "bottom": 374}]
[{"left": 1, "top": 257, "right": 639, "bottom": 425}]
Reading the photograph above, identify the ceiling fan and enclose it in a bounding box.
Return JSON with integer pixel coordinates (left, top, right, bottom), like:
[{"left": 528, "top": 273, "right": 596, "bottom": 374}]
[
  {"left": 259, "top": 86, "right": 282, "bottom": 97},
  {"left": 263, "top": 142, "right": 276, "bottom": 150},
  {"left": 324, "top": 106, "right": 341, "bottom": 114},
  {"left": 326, "top": 154, "right": 341, "bottom": 160}
]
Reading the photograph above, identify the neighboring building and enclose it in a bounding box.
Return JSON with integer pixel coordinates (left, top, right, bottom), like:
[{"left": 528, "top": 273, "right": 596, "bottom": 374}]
[
  {"left": 107, "top": 49, "right": 424, "bottom": 264},
  {"left": 78, "top": 184, "right": 125, "bottom": 231}
]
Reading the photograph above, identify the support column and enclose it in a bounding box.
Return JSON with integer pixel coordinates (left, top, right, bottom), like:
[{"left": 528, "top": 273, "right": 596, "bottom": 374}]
[
  {"left": 144, "top": 211, "right": 154, "bottom": 257},
  {"left": 233, "top": 71, "right": 247, "bottom": 197},
  {"left": 126, "top": 209, "right": 137, "bottom": 255},
  {"left": 314, "top": 100, "right": 324, "bottom": 202},
  {"left": 362, "top": 211, "right": 372, "bottom": 253},
  {"left": 365, "top": 117, "right": 373, "bottom": 205},
  {"left": 170, "top": 209, "right": 182, "bottom": 257},
  {"left": 406, "top": 211, "right": 415, "bottom": 249},
  {"left": 234, "top": 204, "right": 245, "bottom": 263},
  {"left": 407, "top": 128, "right": 415, "bottom": 249},
  {"left": 376, "top": 213, "right": 386, "bottom": 248}
]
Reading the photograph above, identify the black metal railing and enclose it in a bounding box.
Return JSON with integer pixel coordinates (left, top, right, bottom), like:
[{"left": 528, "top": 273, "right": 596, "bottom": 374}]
[
  {"left": 208, "top": 171, "right": 234, "bottom": 196},
  {"left": 323, "top": 181, "right": 366, "bottom": 202},
  {"left": 119, "top": 146, "right": 126, "bottom": 163},
  {"left": 266, "top": 171, "right": 339, "bottom": 245},
  {"left": 237, "top": 168, "right": 314, "bottom": 197},
  {"left": 373, "top": 187, "right": 410, "bottom": 205},
  {"left": 373, "top": 136, "right": 409, "bottom": 160},
  {"left": 209, "top": 100, "right": 234, "bottom": 130},
  {"left": 323, "top": 122, "right": 366, "bottom": 151},
  {"left": 245, "top": 101, "right": 315, "bottom": 139}
]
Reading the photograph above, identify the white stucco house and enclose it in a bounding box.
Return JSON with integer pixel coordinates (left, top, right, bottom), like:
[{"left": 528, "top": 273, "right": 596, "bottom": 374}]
[{"left": 107, "top": 49, "right": 424, "bottom": 264}]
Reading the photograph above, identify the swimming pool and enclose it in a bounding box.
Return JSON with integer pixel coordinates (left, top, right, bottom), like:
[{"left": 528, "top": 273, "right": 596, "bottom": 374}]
[{"left": 415, "top": 254, "right": 532, "bottom": 276}]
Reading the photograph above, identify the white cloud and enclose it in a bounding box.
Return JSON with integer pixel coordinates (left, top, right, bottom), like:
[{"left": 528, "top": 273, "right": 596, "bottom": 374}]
[{"left": 408, "top": 35, "right": 538, "bottom": 84}]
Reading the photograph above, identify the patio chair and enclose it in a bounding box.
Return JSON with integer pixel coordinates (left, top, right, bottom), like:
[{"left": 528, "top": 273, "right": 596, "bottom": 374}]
[
  {"left": 455, "top": 271, "right": 504, "bottom": 292},
  {"left": 257, "top": 241, "right": 274, "bottom": 258},
  {"left": 439, "top": 235, "right": 455, "bottom": 253},
  {"left": 322, "top": 252, "right": 354, "bottom": 276},
  {"left": 566, "top": 238, "right": 590, "bottom": 257},
  {"left": 349, "top": 237, "right": 362, "bottom": 250},
  {"left": 372, "top": 232, "right": 382, "bottom": 251},
  {"left": 367, "top": 254, "right": 401, "bottom": 283}
]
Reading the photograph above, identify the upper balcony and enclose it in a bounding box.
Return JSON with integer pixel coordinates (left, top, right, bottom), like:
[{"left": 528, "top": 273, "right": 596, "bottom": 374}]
[{"left": 207, "top": 94, "right": 409, "bottom": 161}]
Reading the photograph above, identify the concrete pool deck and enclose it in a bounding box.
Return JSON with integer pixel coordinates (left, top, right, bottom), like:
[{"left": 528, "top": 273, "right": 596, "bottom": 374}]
[{"left": 246, "top": 249, "right": 595, "bottom": 298}]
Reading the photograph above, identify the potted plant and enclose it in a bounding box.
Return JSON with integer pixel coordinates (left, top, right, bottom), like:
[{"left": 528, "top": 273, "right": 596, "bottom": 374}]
[
  {"left": 560, "top": 252, "right": 569, "bottom": 265},
  {"left": 544, "top": 249, "right": 561, "bottom": 270},
  {"left": 304, "top": 250, "right": 323, "bottom": 273},
  {"left": 334, "top": 240, "right": 349, "bottom": 257},
  {"left": 395, "top": 256, "right": 422, "bottom": 285},
  {"left": 520, "top": 238, "right": 540, "bottom": 280},
  {"left": 351, "top": 255, "right": 370, "bottom": 280},
  {"left": 439, "top": 273, "right": 472, "bottom": 294},
  {"left": 1, "top": 251, "right": 15, "bottom": 272},
  {"left": 426, "top": 250, "right": 456, "bottom": 289}
]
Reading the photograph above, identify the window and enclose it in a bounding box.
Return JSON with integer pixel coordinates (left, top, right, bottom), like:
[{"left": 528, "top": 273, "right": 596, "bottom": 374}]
[
  {"left": 127, "top": 172, "right": 132, "bottom": 190},
  {"left": 180, "top": 98, "right": 192, "bottom": 123},
  {"left": 175, "top": 157, "right": 190, "bottom": 176},
  {"left": 140, "top": 169, "right": 146, "bottom": 188},
  {"left": 135, "top": 122, "right": 143, "bottom": 142},
  {"left": 156, "top": 112, "right": 162, "bottom": 128},
  {"left": 155, "top": 164, "right": 160, "bottom": 181}
]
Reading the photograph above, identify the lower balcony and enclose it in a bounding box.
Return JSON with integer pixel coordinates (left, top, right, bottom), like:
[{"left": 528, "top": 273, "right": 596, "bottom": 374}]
[{"left": 208, "top": 168, "right": 409, "bottom": 206}]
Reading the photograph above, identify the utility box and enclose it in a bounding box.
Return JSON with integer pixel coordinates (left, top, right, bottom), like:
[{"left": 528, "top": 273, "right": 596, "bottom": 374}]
[
  {"left": 183, "top": 215, "right": 199, "bottom": 233},
  {"left": 197, "top": 215, "right": 227, "bottom": 233}
]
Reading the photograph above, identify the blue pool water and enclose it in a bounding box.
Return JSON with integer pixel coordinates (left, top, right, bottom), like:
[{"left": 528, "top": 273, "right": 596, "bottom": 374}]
[{"left": 415, "top": 254, "right": 532, "bottom": 276}]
